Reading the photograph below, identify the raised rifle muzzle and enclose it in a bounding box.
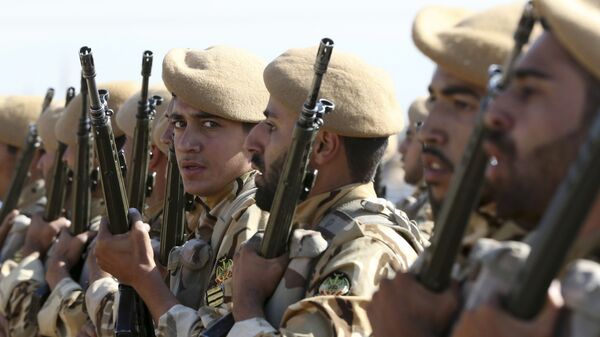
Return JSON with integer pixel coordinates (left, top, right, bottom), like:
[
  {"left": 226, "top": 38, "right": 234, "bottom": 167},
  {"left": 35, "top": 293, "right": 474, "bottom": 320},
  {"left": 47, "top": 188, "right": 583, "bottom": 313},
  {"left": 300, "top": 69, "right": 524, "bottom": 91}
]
[{"left": 141, "top": 50, "right": 153, "bottom": 77}]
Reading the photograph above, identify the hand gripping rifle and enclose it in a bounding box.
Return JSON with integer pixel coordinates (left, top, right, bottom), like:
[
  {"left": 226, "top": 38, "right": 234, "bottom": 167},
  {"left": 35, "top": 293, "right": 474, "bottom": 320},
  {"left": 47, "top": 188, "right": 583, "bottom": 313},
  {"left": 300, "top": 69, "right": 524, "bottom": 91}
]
[
  {"left": 127, "top": 51, "right": 163, "bottom": 212},
  {"left": 79, "top": 46, "right": 155, "bottom": 337},
  {"left": 201, "top": 37, "right": 335, "bottom": 337},
  {"left": 43, "top": 87, "right": 75, "bottom": 222},
  {"left": 0, "top": 88, "right": 54, "bottom": 224},
  {"left": 503, "top": 107, "right": 600, "bottom": 319},
  {"left": 415, "top": 2, "right": 536, "bottom": 291},
  {"left": 158, "top": 142, "right": 186, "bottom": 267}
]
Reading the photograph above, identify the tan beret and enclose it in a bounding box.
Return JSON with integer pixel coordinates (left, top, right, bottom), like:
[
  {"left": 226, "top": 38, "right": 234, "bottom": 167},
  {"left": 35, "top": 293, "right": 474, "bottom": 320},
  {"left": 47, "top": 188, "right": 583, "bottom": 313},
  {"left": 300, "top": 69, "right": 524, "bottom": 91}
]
[
  {"left": 412, "top": 3, "right": 524, "bottom": 87},
  {"left": 0, "top": 96, "right": 45, "bottom": 148},
  {"left": 36, "top": 106, "right": 64, "bottom": 152},
  {"left": 56, "top": 81, "right": 138, "bottom": 146},
  {"left": 536, "top": 0, "right": 600, "bottom": 81},
  {"left": 116, "top": 85, "right": 171, "bottom": 154},
  {"left": 264, "top": 47, "right": 403, "bottom": 137},
  {"left": 408, "top": 97, "right": 430, "bottom": 127},
  {"left": 162, "top": 46, "right": 269, "bottom": 123}
]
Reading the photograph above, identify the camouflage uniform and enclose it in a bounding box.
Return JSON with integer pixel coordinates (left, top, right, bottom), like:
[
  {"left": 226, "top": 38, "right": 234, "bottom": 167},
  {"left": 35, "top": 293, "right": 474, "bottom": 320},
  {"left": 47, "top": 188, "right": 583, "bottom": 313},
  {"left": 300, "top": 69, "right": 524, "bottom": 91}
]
[
  {"left": 462, "top": 232, "right": 600, "bottom": 337},
  {"left": 87, "top": 171, "right": 267, "bottom": 337},
  {"left": 0, "top": 179, "right": 47, "bottom": 263},
  {"left": 159, "top": 182, "right": 426, "bottom": 337},
  {"left": 398, "top": 182, "right": 433, "bottom": 238},
  {"left": 0, "top": 198, "right": 105, "bottom": 337}
]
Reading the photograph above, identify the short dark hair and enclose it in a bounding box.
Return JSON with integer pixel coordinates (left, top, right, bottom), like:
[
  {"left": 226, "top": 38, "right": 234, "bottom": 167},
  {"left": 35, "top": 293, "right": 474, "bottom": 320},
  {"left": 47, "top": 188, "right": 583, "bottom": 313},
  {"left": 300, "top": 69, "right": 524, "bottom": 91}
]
[{"left": 341, "top": 136, "right": 389, "bottom": 183}]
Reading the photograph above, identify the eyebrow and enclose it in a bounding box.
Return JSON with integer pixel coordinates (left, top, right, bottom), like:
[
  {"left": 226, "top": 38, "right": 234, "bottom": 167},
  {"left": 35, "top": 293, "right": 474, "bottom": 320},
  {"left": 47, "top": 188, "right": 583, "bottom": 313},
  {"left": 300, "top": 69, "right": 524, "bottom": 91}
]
[{"left": 514, "top": 68, "right": 552, "bottom": 80}]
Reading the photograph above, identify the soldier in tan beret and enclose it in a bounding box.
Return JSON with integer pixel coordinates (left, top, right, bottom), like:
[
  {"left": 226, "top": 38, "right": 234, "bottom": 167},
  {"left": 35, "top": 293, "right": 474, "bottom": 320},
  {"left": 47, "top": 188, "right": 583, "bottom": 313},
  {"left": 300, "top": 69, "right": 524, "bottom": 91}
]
[
  {"left": 368, "top": 3, "right": 534, "bottom": 336},
  {"left": 0, "top": 96, "right": 48, "bottom": 262},
  {"left": 92, "top": 45, "right": 271, "bottom": 337},
  {"left": 208, "top": 46, "right": 426, "bottom": 336},
  {"left": 450, "top": 0, "right": 600, "bottom": 335},
  {"left": 397, "top": 97, "right": 434, "bottom": 236},
  {"left": 370, "top": 0, "right": 600, "bottom": 336},
  {"left": 411, "top": 2, "right": 526, "bottom": 246},
  {"left": 0, "top": 81, "right": 137, "bottom": 337}
]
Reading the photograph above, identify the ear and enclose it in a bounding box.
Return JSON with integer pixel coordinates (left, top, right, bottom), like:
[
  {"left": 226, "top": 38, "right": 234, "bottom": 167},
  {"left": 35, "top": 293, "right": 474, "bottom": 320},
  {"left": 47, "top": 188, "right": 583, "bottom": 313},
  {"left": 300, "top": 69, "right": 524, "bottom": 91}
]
[
  {"left": 312, "top": 131, "right": 342, "bottom": 166},
  {"left": 148, "top": 144, "right": 163, "bottom": 170}
]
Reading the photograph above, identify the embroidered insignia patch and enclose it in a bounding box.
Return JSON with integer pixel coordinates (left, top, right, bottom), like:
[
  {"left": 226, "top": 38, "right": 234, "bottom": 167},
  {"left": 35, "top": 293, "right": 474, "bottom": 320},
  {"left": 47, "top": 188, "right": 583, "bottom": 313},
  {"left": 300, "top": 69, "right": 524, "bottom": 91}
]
[
  {"left": 215, "top": 257, "right": 234, "bottom": 285},
  {"left": 318, "top": 271, "right": 351, "bottom": 296},
  {"left": 206, "top": 257, "right": 233, "bottom": 307}
]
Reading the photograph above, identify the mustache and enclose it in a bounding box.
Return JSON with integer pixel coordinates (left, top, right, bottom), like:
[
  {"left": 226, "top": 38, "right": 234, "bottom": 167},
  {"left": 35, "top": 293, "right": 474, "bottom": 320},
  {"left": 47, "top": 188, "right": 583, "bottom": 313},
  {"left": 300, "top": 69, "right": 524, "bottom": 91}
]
[
  {"left": 486, "top": 130, "right": 517, "bottom": 158},
  {"left": 421, "top": 144, "right": 455, "bottom": 171},
  {"left": 251, "top": 154, "right": 265, "bottom": 172}
]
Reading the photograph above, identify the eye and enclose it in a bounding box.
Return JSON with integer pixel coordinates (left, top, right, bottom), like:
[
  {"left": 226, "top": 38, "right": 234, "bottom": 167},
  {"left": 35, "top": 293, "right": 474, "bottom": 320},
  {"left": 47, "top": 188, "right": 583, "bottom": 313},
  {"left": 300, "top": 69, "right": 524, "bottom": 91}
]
[
  {"left": 517, "top": 85, "right": 537, "bottom": 101},
  {"left": 172, "top": 119, "right": 186, "bottom": 129},
  {"left": 201, "top": 120, "right": 220, "bottom": 129},
  {"left": 453, "top": 100, "right": 469, "bottom": 110},
  {"left": 265, "top": 120, "right": 276, "bottom": 132}
]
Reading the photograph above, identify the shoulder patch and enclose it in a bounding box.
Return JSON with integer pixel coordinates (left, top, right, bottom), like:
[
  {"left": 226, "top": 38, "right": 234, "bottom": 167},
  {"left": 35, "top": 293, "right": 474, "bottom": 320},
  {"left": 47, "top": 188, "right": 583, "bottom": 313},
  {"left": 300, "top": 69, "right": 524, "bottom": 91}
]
[{"left": 318, "top": 271, "right": 351, "bottom": 296}]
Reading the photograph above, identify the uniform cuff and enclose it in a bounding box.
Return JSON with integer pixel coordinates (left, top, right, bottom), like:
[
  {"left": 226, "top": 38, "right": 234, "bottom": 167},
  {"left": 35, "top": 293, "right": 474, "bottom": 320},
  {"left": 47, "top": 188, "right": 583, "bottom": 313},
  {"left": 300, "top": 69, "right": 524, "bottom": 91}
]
[
  {"left": 38, "top": 277, "right": 82, "bottom": 337},
  {"left": 85, "top": 277, "right": 119, "bottom": 328}
]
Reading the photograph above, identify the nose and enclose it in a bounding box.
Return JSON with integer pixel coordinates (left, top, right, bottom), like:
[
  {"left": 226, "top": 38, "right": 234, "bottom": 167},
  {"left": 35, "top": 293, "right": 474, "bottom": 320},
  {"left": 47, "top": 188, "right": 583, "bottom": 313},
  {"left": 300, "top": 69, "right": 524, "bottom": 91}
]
[
  {"left": 175, "top": 124, "right": 202, "bottom": 153},
  {"left": 484, "top": 92, "right": 515, "bottom": 133},
  {"left": 417, "top": 110, "right": 446, "bottom": 147},
  {"left": 161, "top": 121, "right": 174, "bottom": 147},
  {"left": 243, "top": 123, "right": 266, "bottom": 157}
]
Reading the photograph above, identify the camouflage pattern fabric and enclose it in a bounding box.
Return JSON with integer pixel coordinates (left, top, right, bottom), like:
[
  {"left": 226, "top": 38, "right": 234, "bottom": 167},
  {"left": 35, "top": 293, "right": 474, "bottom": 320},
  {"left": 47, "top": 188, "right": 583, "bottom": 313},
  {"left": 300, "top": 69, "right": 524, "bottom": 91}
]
[
  {"left": 159, "top": 182, "right": 426, "bottom": 337},
  {"left": 0, "top": 179, "right": 47, "bottom": 263}
]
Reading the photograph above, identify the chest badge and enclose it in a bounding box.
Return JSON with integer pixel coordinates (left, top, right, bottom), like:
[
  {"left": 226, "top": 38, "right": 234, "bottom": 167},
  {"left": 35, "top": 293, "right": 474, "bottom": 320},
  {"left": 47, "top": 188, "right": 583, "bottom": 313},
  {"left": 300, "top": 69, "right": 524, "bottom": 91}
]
[{"left": 318, "top": 271, "right": 351, "bottom": 296}]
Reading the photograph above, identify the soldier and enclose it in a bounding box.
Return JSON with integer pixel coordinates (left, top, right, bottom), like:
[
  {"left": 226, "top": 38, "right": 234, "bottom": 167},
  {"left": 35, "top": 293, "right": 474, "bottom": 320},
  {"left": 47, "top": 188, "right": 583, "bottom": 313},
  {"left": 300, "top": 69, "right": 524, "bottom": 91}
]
[
  {"left": 92, "top": 45, "right": 270, "bottom": 336},
  {"left": 451, "top": 0, "right": 600, "bottom": 335},
  {"left": 369, "top": 0, "right": 600, "bottom": 336},
  {"left": 221, "top": 46, "right": 425, "bottom": 336},
  {"left": 397, "top": 97, "right": 433, "bottom": 236},
  {"left": 0, "top": 95, "right": 47, "bottom": 263},
  {"left": 412, "top": 3, "right": 528, "bottom": 249},
  {"left": 0, "top": 81, "right": 137, "bottom": 337}
]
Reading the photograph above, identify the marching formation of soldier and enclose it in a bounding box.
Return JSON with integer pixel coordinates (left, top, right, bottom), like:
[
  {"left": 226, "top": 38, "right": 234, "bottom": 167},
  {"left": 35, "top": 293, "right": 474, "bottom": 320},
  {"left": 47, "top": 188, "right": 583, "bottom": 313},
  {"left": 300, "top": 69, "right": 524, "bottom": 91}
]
[{"left": 0, "top": 0, "right": 598, "bottom": 336}]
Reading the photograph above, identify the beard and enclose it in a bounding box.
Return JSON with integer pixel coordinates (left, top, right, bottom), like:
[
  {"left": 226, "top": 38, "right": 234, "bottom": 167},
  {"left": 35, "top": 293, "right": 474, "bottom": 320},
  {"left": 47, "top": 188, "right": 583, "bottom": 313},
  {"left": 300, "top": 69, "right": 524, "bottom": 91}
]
[
  {"left": 489, "top": 128, "right": 586, "bottom": 230},
  {"left": 253, "top": 152, "right": 286, "bottom": 211}
]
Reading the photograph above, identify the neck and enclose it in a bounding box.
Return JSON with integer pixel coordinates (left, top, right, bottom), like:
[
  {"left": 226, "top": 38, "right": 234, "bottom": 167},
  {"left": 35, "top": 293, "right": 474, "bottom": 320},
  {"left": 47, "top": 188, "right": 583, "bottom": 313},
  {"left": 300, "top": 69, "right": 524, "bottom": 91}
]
[{"left": 309, "top": 166, "right": 354, "bottom": 197}]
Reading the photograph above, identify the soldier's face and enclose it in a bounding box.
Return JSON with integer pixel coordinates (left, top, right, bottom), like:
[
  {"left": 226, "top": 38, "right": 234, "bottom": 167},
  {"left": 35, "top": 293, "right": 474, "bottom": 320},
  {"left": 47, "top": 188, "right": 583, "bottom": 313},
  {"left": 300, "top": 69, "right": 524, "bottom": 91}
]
[
  {"left": 171, "top": 98, "right": 252, "bottom": 197},
  {"left": 400, "top": 125, "right": 424, "bottom": 185},
  {"left": 484, "top": 32, "right": 589, "bottom": 229},
  {"left": 418, "top": 68, "right": 484, "bottom": 206},
  {"left": 245, "top": 97, "right": 297, "bottom": 211},
  {"left": 37, "top": 148, "right": 56, "bottom": 181}
]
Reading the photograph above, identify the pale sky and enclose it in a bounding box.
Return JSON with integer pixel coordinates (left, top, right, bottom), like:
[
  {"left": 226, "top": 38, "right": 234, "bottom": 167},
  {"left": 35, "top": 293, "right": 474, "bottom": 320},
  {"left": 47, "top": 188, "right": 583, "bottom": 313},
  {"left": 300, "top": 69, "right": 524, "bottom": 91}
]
[{"left": 1, "top": 0, "right": 509, "bottom": 115}]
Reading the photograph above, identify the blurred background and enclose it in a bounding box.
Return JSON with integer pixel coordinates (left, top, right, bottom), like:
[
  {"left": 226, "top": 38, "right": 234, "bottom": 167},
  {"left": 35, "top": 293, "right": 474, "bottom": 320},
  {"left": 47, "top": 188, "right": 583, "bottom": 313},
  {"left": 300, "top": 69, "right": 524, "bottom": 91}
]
[{"left": 1, "top": 0, "right": 507, "bottom": 113}]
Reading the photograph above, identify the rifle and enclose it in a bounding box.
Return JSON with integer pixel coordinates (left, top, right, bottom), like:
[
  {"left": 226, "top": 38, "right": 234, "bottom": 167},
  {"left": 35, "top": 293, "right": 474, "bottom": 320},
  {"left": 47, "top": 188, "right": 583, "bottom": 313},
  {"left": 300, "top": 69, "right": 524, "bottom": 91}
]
[
  {"left": 503, "top": 107, "right": 600, "bottom": 319},
  {"left": 79, "top": 46, "right": 155, "bottom": 337},
  {"left": 158, "top": 142, "right": 186, "bottom": 266},
  {"left": 0, "top": 88, "right": 54, "bottom": 224},
  {"left": 44, "top": 87, "right": 76, "bottom": 222},
  {"left": 72, "top": 75, "right": 92, "bottom": 235},
  {"left": 415, "top": 2, "right": 536, "bottom": 291},
  {"left": 31, "top": 86, "right": 84, "bottom": 322},
  {"left": 127, "top": 50, "right": 163, "bottom": 211},
  {"left": 201, "top": 37, "right": 335, "bottom": 337}
]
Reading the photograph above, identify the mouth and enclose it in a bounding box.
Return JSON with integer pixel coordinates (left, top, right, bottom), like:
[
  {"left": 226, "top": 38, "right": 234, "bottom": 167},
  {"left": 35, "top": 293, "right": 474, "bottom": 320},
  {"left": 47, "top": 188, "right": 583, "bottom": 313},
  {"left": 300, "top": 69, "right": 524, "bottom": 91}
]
[
  {"left": 179, "top": 159, "right": 207, "bottom": 176},
  {"left": 483, "top": 141, "right": 505, "bottom": 182},
  {"left": 420, "top": 148, "right": 454, "bottom": 185}
]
